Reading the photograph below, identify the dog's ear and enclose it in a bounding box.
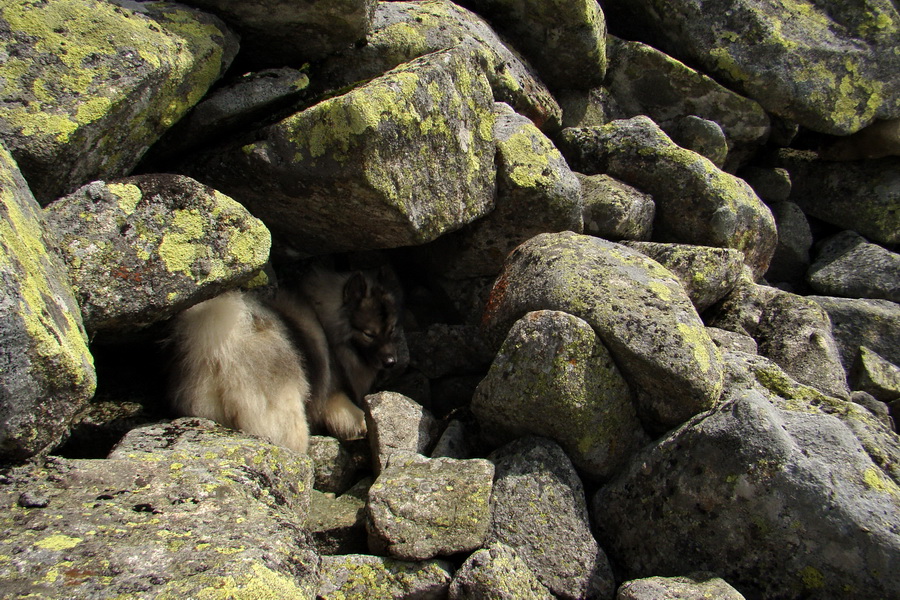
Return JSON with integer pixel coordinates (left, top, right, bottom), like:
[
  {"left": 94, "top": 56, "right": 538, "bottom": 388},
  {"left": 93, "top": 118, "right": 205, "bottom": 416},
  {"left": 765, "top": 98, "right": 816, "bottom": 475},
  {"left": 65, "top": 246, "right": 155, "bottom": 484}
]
[{"left": 344, "top": 272, "right": 369, "bottom": 304}]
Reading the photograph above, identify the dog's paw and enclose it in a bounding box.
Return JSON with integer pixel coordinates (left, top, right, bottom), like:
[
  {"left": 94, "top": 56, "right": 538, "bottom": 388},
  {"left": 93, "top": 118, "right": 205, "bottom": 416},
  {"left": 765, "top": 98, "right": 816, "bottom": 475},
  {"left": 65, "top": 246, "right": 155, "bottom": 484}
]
[{"left": 325, "top": 393, "right": 368, "bottom": 441}]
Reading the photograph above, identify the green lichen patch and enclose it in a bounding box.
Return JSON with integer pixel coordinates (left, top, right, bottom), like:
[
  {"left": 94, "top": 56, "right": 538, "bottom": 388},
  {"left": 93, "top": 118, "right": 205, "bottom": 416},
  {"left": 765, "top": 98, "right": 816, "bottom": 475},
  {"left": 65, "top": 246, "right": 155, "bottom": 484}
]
[
  {"left": 0, "top": 0, "right": 237, "bottom": 203},
  {"left": 44, "top": 174, "right": 270, "bottom": 334}
]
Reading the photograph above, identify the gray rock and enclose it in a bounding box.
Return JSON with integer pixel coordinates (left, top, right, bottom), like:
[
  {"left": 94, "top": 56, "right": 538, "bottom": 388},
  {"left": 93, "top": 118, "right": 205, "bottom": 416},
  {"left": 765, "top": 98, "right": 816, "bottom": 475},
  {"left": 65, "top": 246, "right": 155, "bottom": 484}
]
[
  {"left": 187, "top": 43, "right": 497, "bottom": 256},
  {"left": 308, "top": 478, "right": 370, "bottom": 555},
  {"left": 617, "top": 573, "right": 746, "bottom": 600},
  {"left": 559, "top": 117, "right": 777, "bottom": 278},
  {"left": 318, "top": 554, "right": 453, "bottom": 600},
  {"left": 706, "top": 327, "right": 758, "bottom": 356},
  {"left": 473, "top": 311, "right": 646, "bottom": 480},
  {"left": 318, "top": 0, "right": 562, "bottom": 131},
  {"left": 577, "top": 173, "right": 655, "bottom": 242},
  {"left": 365, "top": 392, "right": 442, "bottom": 474},
  {"left": 601, "top": 0, "right": 900, "bottom": 135},
  {"left": 775, "top": 149, "right": 900, "bottom": 245},
  {"left": 0, "top": 0, "right": 237, "bottom": 203},
  {"left": 308, "top": 435, "right": 366, "bottom": 494},
  {"left": 605, "top": 37, "right": 770, "bottom": 168},
  {"left": 755, "top": 290, "right": 851, "bottom": 400},
  {"left": 367, "top": 452, "right": 494, "bottom": 560},
  {"left": 763, "top": 200, "right": 813, "bottom": 289},
  {"left": 559, "top": 87, "right": 623, "bottom": 129},
  {"left": 44, "top": 174, "right": 271, "bottom": 334},
  {"left": 665, "top": 116, "right": 729, "bottom": 168},
  {"left": 489, "top": 437, "right": 615, "bottom": 600},
  {"left": 431, "top": 420, "right": 480, "bottom": 460},
  {"left": 179, "top": 0, "right": 376, "bottom": 68},
  {"left": 449, "top": 542, "right": 554, "bottom": 600},
  {"left": 851, "top": 390, "right": 895, "bottom": 432},
  {"left": 0, "top": 144, "right": 96, "bottom": 462},
  {"left": 0, "top": 419, "right": 318, "bottom": 598},
  {"left": 593, "top": 351, "right": 900, "bottom": 599},
  {"left": 456, "top": 0, "right": 607, "bottom": 90},
  {"left": 808, "top": 231, "right": 900, "bottom": 302},
  {"left": 810, "top": 296, "right": 900, "bottom": 371},
  {"left": 705, "top": 278, "right": 780, "bottom": 339},
  {"left": 738, "top": 166, "right": 792, "bottom": 203},
  {"left": 483, "top": 232, "right": 724, "bottom": 433},
  {"left": 854, "top": 346, "right": 900, "bottom": 404},
  {"left": 426, "top": 103, "right": 582, "bottom": 278},
  {"left": 622, "top": 242, "right": 745, "bottom": 313}
]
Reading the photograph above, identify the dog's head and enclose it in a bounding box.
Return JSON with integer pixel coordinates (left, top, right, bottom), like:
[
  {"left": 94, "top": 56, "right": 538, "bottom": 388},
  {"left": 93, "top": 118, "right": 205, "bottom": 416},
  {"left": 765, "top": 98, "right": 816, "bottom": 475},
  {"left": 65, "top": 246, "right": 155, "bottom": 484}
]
[{"left": 343, "top": 271, "right": 401, "bottom": 371}]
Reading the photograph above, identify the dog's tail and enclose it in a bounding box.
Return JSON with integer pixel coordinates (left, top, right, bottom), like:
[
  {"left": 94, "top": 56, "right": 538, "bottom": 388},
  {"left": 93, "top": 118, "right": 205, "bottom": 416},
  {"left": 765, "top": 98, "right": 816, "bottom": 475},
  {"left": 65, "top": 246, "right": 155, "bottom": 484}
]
[{"left": 169, "top": 291, "right": 311, "bottom": 453}]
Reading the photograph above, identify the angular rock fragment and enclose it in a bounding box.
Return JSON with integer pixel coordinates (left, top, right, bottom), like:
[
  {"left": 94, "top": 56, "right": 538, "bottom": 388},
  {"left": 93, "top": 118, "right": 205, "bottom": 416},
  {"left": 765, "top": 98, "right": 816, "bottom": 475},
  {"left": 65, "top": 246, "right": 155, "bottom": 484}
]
[
  {"left": 455, "top": 0, "right": 608, "bottom": 90},
  {"left": 622, "top": 242, "right": 745, "bottom": 312},
  {"left": 308, "top": 435, "right": 366, "bottom": 494},
  {"left": 577, "top": 173, "right": 654, "bottom": 241},
  {"left": 427, "top": 103, "right": 582, "bottom": 278},
  {"left": 594, "top": 351, "right": 900, "bottom": 599},
  {"left": 807, "top": 231, "right": 900, "bottom": 302},
  {"left": 180, "top": 0, "right": 376, "bottom": 68},
  {"left": 188, "top": 43, "right": 497, "bottom": 255},
  {"left": 489, "top": 437, "right": 615, "bottom": 600},
  {"left": 319, "top": 0, "right": 562, "bottom": 131},
  {"left": 617, "top": 573, "right": 747, "bottom": 600},
  {"left": 473, "top": 310, "right": 646, "bottom": 480},
  {"left": 44, "top": 174, "right": 270, "bottom": 334},
  {"left": 559, "top": 117, "right": 777, "bottom": 277},
  {"left": 449, "top": 542, "right": 553, "bottom": 600},
  {"left": 1, "top": 419, "right": 318, "bottom": 598},
  {"left": 318, "top": 554, "right": 453, "bottom": 599},
  {"left": 855, "top": 347, "right": 900, "bottom": 404},
  {"left": 367, "top": 452, "right": 494, "bottom": 560},
  {"left": 0, "top": 0, "right": 237, "bottom": 203},
  {"left": 365, "top": 391, "right": 442, "bottom": 474},
  {"left": 0, "top": 145, "right": 96, "bottom": 461},
  {"left": 484, "top": 231, "right": 724, "bottom": 433},
  {"left": 774, "top": 150, "right": 900, "bottom": 245},
  {"left": 810, "top": 296, "right": 900, "bottom": 371},
  {"left": 601, "top": 0, "right": 900, "bottom": 135}
]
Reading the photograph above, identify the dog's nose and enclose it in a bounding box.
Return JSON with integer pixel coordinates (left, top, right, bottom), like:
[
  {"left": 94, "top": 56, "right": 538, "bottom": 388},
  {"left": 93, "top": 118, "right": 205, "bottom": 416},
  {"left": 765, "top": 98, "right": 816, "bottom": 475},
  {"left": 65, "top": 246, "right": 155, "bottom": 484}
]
[{"left": 383, "top": 356, "right": 396, "bottom": 369}]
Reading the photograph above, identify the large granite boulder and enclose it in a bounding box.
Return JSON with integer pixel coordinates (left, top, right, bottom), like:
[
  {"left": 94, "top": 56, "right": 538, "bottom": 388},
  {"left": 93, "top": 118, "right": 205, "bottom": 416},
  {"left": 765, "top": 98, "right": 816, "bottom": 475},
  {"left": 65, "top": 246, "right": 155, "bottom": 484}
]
[
  {"left": 594, "top": 351, "right": 900, "bottom": 599},
  {"left": 601, "top": 0, "right": 900, "bottom": 135},
  {"left": 807, "top": 231, "right": 900, "bottom": 302},
  {"left": 0, "top": 418, "right": 319, "bottom": 598},
  {"left": 484, "top": 231, "right": 724, "bottom": 433},
  {"left": 559, "top": 117, "right": 777, "bottom": 278},
  {"left": 0, "top": 144, "right": 96, "bottom": 462},
  {"left": 187, "top": 43, "right": 497, "bottom": 256},
  {"left": 0, "top": 0, "right": 237, "bottom": 204},
  {"left": 44, "top": 174, "right": 271, "bottom": 334}
]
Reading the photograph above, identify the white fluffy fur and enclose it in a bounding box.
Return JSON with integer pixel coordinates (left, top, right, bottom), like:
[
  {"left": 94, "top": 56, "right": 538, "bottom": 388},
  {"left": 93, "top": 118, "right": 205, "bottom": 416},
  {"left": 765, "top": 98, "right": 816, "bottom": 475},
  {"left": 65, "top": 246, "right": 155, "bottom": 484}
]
[{"left": 169, "top": 291, "right": 311, "bottom": 453}]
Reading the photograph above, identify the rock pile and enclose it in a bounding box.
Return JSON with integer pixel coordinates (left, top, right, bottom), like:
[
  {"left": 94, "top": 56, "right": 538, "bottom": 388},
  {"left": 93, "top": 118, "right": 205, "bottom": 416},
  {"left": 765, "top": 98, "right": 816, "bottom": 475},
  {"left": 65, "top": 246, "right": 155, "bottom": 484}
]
[{"left": 1, "top": 0, "right": 899, "bottom": 598}]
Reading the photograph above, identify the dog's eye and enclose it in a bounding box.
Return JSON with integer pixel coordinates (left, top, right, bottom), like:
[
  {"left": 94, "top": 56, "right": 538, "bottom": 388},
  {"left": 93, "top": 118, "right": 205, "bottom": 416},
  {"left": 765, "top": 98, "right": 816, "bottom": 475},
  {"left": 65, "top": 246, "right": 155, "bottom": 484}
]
[{"left": 362, "top": 330, "right": 375, "bottom": 340}]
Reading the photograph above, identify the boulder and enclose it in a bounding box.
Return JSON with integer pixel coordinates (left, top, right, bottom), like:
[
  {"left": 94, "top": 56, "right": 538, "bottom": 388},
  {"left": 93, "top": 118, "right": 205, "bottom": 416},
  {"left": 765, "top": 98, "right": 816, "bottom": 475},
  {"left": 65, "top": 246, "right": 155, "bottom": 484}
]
[
  {"left": 364, "top": 392, "right": 442, "bottom": 474},
  {"left": 738, "top": 166, "right": 791, "bottom": 203},
  {"left": 179, "top": 0, "right": 376, "bottom": 68},
  {"left": 0, "top": 419, "right": 319, "bottom": 598},
  {"left": 605, "top": 37, "right": 770, "bottom": 168},
  {"left": 665, "top": 116, "right": 729, "bottom": 168},
  {"left": 449, "top": 542, "right": 554, "bottom": 600},
  {"left": 473, "top": 311, "right": 646, "bottom": 480},
  {"left": 762, "top": 200, "right": 813, "bottom": 289},
  {"left": 593, "top": 351, "right": 900, "bottom": 599},
  {"left": 559, "top": 117, "right": 777, "bottom": 278},
  {"left": 318, "top": 554, "right": 453, "bottom": 599},
  {"left": 426, "top": 103, "right": 582, "bottom": 278},
  {"left": 617, "top": 573, "right": 746, "bottom": 600},
  {"left": 488, "top": 437, "right": 615, "bottom": 600},
  {"left": 855, "top": 347, "right": 900, "bottom": 405},
  {"left": 774, "top": 149, "right": 900, "bottom": 245},
  {"left": 0, "top": 0, "right": 237, "bottom": 203},
  {"left": 367, "top": 452, "right": 494, "bottom": 560},
  {"left": 483, "top": 231, "right": 724, "bottom": 433},
  {"left": 810, "top": 296, "right": 900, "bottom": 371},
  {"left": 705, "top": 279, "right": 780, "bottom": 339},
  {"left": 455, "top": 0, "right": 607, "bottom": 90},
  {"left": 308, "top": 435, "right": 367, "bottom": 494},
  {"left": 0, "top": 144, "right": 96, "bottom": 462},
  {"left": 755, "top": 290, "right": 851, "bottom": 400},
  {"left": 309, "top": 479, "right": 370, "bottom": 555},
  {"left": 807, "top": 231, "right": 900, "bottom": 302},
  {"left": 187, "top": 43, "right": 497, "bottom": 256},
  {"left": 601, "top": 0, "right": 900, "bottom": 135},
  {"left": 577, "top": 173, "right": 654, "bottom": 242},
  {"left": 44, "top": 174, "right": 271, "bottom": 334},
  {"left": 622, "top": 242, "right": 745, "bottom": 313},
  {"left": 318, "top": 0, "right": 562, "bottom": 131}
]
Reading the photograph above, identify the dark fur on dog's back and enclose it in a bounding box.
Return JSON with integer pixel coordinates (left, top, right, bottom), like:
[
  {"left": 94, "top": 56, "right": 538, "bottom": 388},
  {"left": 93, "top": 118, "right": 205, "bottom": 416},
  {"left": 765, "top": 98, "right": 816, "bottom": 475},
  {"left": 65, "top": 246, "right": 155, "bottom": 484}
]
[{"left": 168, "top": 266, "right": 403, "bottom": 450}]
